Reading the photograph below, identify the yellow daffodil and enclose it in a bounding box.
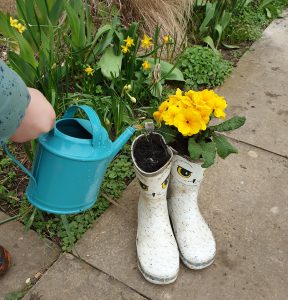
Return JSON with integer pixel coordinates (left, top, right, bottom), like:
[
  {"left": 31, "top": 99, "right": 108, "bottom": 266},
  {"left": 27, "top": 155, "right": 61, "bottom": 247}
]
[
  {"left": 84, "top": 66, "right": 94, "bottom": 76},
  {"left": 17, "top": 24, "right": 26, "bottom": 34},
  {"left": 141, "top": 34, "right": 153, "bottom": 49},
  {"left": 163, "top": 35, "right": 169, "bottom": 44},
  {"left": 10, "top": 16, "right": 18, "bottom": 27},
  {"left": 10, "top": 16, "right": 26, "bottom": 33},
  {"left": 121, "top": 45, "right": 129, "bottom": 54},
  {"left": 129, "top": 96, "right": 137, "bottom": 103},
  {"left": 142, "top": 60, "right": 151, "bottom": 70},
  {"left": 124, "top": 36, "right": 134, "bottom": 47}
]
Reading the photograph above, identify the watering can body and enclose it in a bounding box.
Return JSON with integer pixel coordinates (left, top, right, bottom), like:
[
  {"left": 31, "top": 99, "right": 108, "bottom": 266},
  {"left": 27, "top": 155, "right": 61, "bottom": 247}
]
[{"left": 5, "top": 105, "right": 135, "bottom": 214}]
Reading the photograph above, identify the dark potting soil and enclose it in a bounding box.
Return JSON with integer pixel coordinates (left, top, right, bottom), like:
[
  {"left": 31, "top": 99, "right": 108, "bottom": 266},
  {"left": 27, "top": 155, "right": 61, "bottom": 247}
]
[{"left": 133, "top": 133, "right": 171, "bottom": 173}]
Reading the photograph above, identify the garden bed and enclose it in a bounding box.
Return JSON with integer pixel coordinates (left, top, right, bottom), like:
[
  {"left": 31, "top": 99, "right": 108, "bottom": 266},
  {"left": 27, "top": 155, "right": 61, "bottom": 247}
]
[{"left": 0, "top": 0, "right": 287, "bottom": 251}]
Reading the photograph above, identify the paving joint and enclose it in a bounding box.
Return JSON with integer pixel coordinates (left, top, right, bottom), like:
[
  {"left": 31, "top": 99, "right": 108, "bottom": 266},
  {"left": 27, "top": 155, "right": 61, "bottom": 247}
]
[{"left": 226, "top": 135, "right": 288, "bottom": 160}]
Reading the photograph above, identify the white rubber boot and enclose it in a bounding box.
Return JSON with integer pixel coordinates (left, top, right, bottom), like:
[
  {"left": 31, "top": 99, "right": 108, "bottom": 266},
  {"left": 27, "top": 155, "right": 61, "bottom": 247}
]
[
  {"left": 132, "top": 134, "right": 179, "bottom": 285},
  {"left": 168, "top": 154, "right": 216, "bottom": 270}
]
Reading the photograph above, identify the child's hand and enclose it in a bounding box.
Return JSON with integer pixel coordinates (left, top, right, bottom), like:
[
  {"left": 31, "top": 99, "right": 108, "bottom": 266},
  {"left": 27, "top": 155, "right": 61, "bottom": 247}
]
[{"left": 10, "top": 88, "right": 56, "bottom": 143}]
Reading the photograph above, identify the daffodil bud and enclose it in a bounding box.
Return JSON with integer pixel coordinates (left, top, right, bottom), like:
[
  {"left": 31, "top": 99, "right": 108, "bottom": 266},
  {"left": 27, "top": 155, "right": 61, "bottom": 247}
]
[{"left": 129, "top": 96, "right": 137, "bottom": 103}]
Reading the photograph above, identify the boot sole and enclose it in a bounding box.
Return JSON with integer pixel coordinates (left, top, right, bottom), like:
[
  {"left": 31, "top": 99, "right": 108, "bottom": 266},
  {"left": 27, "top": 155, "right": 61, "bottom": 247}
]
[
  {"left": 137, "top": 259, "right": 178, "bottom": 285},
  {"left": 179, "top": 252, "right": 215, "bottom": 270}
]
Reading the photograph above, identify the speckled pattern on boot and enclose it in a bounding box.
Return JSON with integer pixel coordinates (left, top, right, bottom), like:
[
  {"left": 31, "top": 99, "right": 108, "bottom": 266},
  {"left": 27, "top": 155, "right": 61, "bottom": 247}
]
[
  {"left": 168, "top": 154, "right": 216, "bottom": 269},
  {"left": 132, "top": 134, "right": 179, "bottom": 285}
]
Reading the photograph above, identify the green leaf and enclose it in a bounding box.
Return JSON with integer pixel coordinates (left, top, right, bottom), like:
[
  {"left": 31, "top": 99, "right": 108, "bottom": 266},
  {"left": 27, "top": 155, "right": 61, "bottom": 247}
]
[
  {"left": 157, "top": 125, "right": 177, "bottom": 144},
  {"left": 222, "top": 43, "right": 240, "bottom": 49},
  {"left": 213, "top": 134, "right": 238, "bottom": 159},
  {"left": 210, "top": 116, "right": 246, "bottom": 132},
  {"left": 259, "top": 0, "right": 274, "bottom": 9},
  {"left": 188, "top": 137, "right": 202, "bottom": 160},
  {"left": 200, "top": 140, "right": 216, "bottom": 168},
  {"left": 98, "top": 47, "right": 123, "bottom": 79},
  {"left": 199, "top": 2, "right": 217, "bottom": 34},
  {"left": 146, "top": 58, "right": 184, "bottom": 81},
  {"left": 202, "top": 36, "right": 218, "bottom": 53},
  {"left": 8, "top": 51, "right": 36, "bottom": 86},
  {"left": 25, "top": 207, "right": 37, "bottom": 231},
  {"left": 150, "top": 81, "right": 163, "bottom": 98},
  {"left": 65, "top": 2, "right": 86, "bottom": 49}
]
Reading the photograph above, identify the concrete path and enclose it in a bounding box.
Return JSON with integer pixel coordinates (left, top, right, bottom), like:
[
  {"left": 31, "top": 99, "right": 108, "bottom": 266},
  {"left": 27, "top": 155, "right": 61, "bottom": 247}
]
[
  {"left": 2, "top": 10, "right": 288, "bottom": 300},
  {"left": 0, "top": 212, "right": 60, "bottom": 299}
]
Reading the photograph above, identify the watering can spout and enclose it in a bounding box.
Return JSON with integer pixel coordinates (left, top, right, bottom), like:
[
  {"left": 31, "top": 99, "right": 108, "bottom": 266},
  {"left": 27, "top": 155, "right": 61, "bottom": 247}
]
[{"left": 111, "top": 126, "right": 136, "bottom": 159}]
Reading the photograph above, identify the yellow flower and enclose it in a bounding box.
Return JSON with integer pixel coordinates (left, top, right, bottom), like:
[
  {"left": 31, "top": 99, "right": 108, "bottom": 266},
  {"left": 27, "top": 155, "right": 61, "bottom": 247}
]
[
  {"left": 10, "top": 16, "right": 18, "bottom": 27},
  {"left": 153, "top": 111, "right": 163, "bottom": 123},
  {"left": 17, "top": 24, "right": 26, "bottom": 34},
  {"left": 162, "top": 105, "right": 181, "bottom": 126},
  {"left": 142, "top": 60, "right": 151, "bottom": 70},
  {"left": 213, "top": 96, "right": 227, "bottom": 118},
  {"left": 163, "top": 35, "right": 169, "bottom": 44},
  {"left": 121, "top": 45, "right": 129, "bottom": 54},
  {"left": 124, "top": 36, "right": 134, "bottom": 47},
  {"left": 84, "top": 66, "right": 94, "bottom": 76},
  {"left": 200, "top": 89, "right": 227, "bottom": 118},
  {"left": 141, "top": 34, "right": 153, "bottom": 49},
  {"left": 174, "top": 108, "right": 206, "bottom": 136}
]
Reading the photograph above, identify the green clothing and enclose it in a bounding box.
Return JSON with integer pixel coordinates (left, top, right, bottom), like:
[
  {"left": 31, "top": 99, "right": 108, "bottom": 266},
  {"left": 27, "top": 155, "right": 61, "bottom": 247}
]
[{"left": 0, "top": 59, "right": 30, "bottom": 142}]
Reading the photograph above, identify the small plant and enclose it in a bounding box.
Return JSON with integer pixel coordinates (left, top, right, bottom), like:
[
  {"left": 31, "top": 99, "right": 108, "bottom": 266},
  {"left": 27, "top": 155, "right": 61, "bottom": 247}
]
[
  {"left": 153, "top": 88, "right": 246, "bottom": 168},
  {"left": 179, "top": 46, "right": 232, "bottom": 90}
]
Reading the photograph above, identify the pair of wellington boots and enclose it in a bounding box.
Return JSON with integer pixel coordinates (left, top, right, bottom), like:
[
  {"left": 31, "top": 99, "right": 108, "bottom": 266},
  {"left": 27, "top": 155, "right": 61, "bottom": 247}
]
[{"left": 132, "top": 133, "right": 216, "bottom": 285}]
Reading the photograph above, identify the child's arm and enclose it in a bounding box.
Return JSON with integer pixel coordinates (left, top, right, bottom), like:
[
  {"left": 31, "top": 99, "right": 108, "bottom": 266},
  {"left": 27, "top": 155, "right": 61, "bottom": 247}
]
[{"left": 0, "top": 60, "right": 55, "bottom": 143}]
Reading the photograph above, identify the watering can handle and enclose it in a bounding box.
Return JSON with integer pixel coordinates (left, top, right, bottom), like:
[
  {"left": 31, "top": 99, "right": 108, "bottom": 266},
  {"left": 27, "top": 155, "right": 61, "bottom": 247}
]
[
  {"left": 62, "top": 105, "right": 103, "bottom": 147},
  {"left": 0, "top": 142, "right": 37, "bottom": 186}
]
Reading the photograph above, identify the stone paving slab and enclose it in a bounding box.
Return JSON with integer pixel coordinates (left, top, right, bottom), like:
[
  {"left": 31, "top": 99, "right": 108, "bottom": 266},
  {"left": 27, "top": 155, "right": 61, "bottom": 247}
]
[
  {"left": 75, "top": 142, "right": 288, "bottom": 300},
  {"left": 216, "top": 11, "right": 288, "bottom": 157},
  {"left": 0, "top": 211, "right": 60, "bottom": 300},
  {"left": 23, "top": 253, "right": 147, "bottom": 300}
]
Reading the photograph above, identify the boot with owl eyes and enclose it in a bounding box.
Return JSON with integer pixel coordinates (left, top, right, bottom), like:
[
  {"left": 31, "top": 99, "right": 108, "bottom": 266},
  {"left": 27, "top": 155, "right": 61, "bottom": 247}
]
[
  {"left": 131, "top": 133, "right": 179, "bottom": 284},
  {"left": 167, "top": 154, "right": 216, "bottom": 269}
]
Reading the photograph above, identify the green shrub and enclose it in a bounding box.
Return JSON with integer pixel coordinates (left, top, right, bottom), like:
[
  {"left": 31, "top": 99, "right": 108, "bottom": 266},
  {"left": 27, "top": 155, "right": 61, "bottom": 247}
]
[{"left": 179, "top": 46, "right": 232, "bottom": 90}]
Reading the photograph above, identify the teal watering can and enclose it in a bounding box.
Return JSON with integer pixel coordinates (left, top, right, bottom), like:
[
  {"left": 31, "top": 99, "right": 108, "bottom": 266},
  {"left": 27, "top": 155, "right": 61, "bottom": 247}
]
[{"left": 2, "top": 105, "right": 135, "bottom": 214}]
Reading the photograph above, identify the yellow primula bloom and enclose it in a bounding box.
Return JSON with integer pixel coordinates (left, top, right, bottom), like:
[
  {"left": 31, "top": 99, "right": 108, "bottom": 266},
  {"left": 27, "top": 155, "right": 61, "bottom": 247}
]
[
  {"left": 124, "top": 36, "right": 134, "bottom": 47},
  {"left": 153, "top": 88, "right": 227, "bottom": 137},
  {"left": 84, "top": 66, "right": 94, "bottom": 76},
  {"left": 158, "top": 100, "right": 170, "bottom": 113},
  {"left": 200, "top": 89, "right": 227, "bottom": 118},
  {"left": 153, "top": 111, "right": 163, "bottom": 123},
  {"left": 213, "top": 96, "right": 227, "bottom": 118},
  {"left": 121, "top": 45, "right": 129, "bottom": 54},
  {"left": 163, "top": 35, "right": 169, "bottom": 44},
  {"left": 162, "top": 105, "right": 181, "bottom": 126},
  {"left": 141, "top": 34, "right": 153, "bottom": 49},
  {"left": 142, "top": 60, "right": 151, "bottom": 70},
  {"left": 174, "top": 108, "right": 206, "bottom": 136}
]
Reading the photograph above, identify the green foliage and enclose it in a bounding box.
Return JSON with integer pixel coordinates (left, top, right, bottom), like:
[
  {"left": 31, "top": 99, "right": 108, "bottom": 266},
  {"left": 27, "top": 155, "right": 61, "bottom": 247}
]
[
  {"left": 179, "top": 46, "right": 232, "bottom": 89},
  {"left": 0, "top": 145, "right": 135, "bottom": 251},
  {"left": 224, "top": 0, "right": 288, "bottom": 45},
  {"left": 187, "top": 116, "right": 246, "bottom": 167},
  {"left": 210, "top": 116, "right": 246, "bottom": 131},
  {"left": 192, "top": 0, "right": 251, "bottom": 49}
]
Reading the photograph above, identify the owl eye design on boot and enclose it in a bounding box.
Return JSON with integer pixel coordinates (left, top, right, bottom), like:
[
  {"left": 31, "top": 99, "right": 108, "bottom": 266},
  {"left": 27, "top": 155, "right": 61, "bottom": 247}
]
[
  {"left": 177, "top": 166, "right": 192, "bottom": 178},
  {"left": 139, "top": 180, "right": 148, "bottom": 191},
  {"left": 161, "top": 175, "right": 169, "bottom": 189}
]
